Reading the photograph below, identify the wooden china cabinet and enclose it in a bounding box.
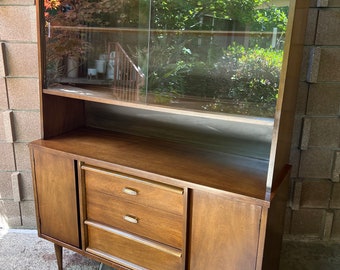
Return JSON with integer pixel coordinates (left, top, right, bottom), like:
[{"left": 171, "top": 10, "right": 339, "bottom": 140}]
[{"left": 29, "top": 1, "right": 309, "bottom": 269}]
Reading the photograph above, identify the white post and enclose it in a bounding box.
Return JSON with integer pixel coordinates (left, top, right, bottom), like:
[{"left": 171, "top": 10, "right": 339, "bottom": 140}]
[{"left": 271, "top": 27, "right": 278, "bottom": 48}]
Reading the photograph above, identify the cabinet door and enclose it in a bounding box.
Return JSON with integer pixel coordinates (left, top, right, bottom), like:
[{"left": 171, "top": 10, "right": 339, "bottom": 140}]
[
  {"left": 32, "top": 148, "right": 80, "bottom": 247},
  {"left": 189, "top": 190, "right": 262, "bottom": 270}
]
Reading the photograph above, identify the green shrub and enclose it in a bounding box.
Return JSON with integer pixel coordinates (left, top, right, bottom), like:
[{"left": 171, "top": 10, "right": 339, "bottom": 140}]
[
  {"left": 142, "top": 40, "right": 283, "bottom": 117},
  {"left": 226, "top": 45, "right": 283, "bottom": 115}
]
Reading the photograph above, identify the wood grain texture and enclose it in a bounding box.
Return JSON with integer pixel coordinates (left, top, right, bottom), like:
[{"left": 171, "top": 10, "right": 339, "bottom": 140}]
[
  {"left": 85, "top": 187, "right": 184, "bottom": 249},
  {"left": 54, "top": 244, "right": 63, "bottom": 270},
  {"left": 188, "top": 189, "right": 262, "bottom": 270},
  {"left": 86, "top": 222, "right": 183, "bottom": 270},
  {"left": 32, "top": 148, "right": 80, "bottom": 247},
  {"left": 267, "top": 0, "right": 310, "bottom": 190},
  {"left": 262, "top": 167, "right": 291, "bottom": 270},
  {"left": 41, "top": 94, "right": 85, "bottom": 138},
  {"left": 30, "top": 127, "right": 269, "bottom": 203},
  {"left": 83, "top": 165, "right": 185, "bottom": 215}
]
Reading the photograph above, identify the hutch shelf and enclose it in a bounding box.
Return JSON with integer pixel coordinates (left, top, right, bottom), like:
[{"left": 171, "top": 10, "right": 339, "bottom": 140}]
[{"left": 29, "top": 1, "right": 309, "bottom": 269}]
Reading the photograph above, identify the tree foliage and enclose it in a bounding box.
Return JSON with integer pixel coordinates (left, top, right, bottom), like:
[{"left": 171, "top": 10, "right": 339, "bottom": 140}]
[{"left": 151, "top": 0, "right": 286, "bottom": 31}]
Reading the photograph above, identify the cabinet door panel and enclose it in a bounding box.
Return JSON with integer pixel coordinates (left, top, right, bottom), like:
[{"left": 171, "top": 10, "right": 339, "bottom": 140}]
[
  {"left": 189, "top": 190, "right": 262, "bottom": 270},
  {"left": 33, "top": 148, "right": 80, "bottom": 247}
]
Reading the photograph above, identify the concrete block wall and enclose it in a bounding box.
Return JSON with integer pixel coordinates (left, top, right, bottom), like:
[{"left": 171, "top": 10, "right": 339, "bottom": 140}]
[
  {"left": 0, "top": 0, "right": 339, "bottom": 243},
  {"left": 0, "top": 0, "right": 40, "bottom": 229},
  {"left": 285, "top": 0, "right": 340, "bottom": 240}
]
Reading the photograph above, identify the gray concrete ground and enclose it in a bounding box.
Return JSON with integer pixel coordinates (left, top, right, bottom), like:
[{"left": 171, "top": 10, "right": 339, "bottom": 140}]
[
  {"left": 0, "top": 229, "right": 100, "bottom": 270},
  {"left": 279, "top": 239, "right": 340, "bottom": 270},
  {"left": 1, "top": 229, "right": 340, "bottom": 269}
]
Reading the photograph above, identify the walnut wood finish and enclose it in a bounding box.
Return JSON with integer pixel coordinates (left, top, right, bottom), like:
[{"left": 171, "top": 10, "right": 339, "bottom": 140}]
[
  {"left": 83, "top": 165, "right": 185, "bottom": 215},
  {"left": 30, "top": 1, "right": 310, "bottom": 269},
  {"left": 262, "top": 166, "right": 291, "bottom": 270},
  {"left": 86, "top": 221, "right": 184, "bottom": 270},
  {"left": 41, "top": 94, "right": 85, "bottom": 139},
  {"left": 267, "top": 0, "right": 310, "bottom": 190},
  {"left": 188, "top": 189, "right": 263, "bottom": 270},
  {"left": 83, "top": 166, "right": 186, "bottom": 249},
  {"left": 86, "top": 189, "right": 184, "bottom": 248},
  {"left": 31, "top": 128, "right": 269, "bottom": 204},
  {"left": 31, "top": 148, "right": 80, "bottom": 247},
  {"left": 54, "top": 244, "right": 63, "bottom": 270}
]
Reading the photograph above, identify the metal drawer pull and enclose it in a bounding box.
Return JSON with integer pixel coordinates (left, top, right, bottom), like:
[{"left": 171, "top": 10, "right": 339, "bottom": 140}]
[
  {"left": 124, "top": 215, "right": 138, "bottom": 224},
  {"left": 123, "top": 187, "right": 138, "bottom": 196}
]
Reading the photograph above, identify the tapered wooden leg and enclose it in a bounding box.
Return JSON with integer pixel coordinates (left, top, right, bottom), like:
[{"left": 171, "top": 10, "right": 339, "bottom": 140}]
[{"left": 54, "top": 243, "right": 63, "bottom": 270}]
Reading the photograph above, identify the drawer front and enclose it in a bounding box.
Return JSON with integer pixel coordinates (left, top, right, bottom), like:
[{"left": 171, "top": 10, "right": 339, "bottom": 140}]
[
  {"left": 86, "top": 222, "right": 183, "bottom": 270},
  {"left": 83, "top": 165, "right": 184, "bottom": 216},
  {"left": 86, "top": 189, "right": 184, "bottom": 249}
]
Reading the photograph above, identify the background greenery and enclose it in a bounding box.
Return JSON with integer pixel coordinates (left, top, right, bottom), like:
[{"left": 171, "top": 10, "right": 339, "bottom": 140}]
[{"left": 44, "top": 0, "right": 288, "bottom": 117}]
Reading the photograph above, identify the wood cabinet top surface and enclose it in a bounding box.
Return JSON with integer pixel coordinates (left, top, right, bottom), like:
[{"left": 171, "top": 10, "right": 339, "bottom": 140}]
[{"left": 30, "top": 128, "right": 269, "bottom": 204}]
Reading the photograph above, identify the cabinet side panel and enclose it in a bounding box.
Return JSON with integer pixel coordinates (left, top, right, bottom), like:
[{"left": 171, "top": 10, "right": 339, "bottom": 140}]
[
  {"left": 268, "top": 0, "right": 310, "bottom": 189},
  {"left": 33, "top": 148, "right": 80, "bottom": 247},
  {"left": 188, "top": 190, "right": 262, "bottom": 270},
  {"left": 42, "top": 94, "right": 85, "bottom": 138},
  {"left": 262, "top": 171, "right": 290, "bottom": 270}
]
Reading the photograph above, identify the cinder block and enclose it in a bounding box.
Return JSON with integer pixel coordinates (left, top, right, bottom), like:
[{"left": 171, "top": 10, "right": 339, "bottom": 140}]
[
  {"left": 7, "top": 78, "right": 39, "bottom": 110},
  {"left": 332, "top": 151, "right": 340, "bottom": 182},
  {"left": 323, "top": 211, "right": 334, "bottom": 240},
  {"left": 5, "top": 43, "right": 38, "bottom": 77},
  {"left": 308, "top": 117, "right": 340, "bottom": 148},
  {"left": 290, "top": 209, "right": 326, "bottom": 237},
  {"left": 328, "top": 0, "right": 340, "bottom": 7},
  {"left": 13, "top": 142, "right": 31, "bottom": 171},
  {"left": 299, "top": 149, "right": 333, "bottom": 179},
  {"left": 309, "top": 0, "right": 318, "bottom": 7},
  {"left": 317, "top": 0, "right": 329, "bottom": 7},
  {"left": 318, "top": 47, "right": 340, "bottom": 82},
  {"left": 292, "top": 179, "right": 302, "bottom": 210},
  {"left": 307, "top": 83, "right": 340, "bottom": 116},
  {"left": 20, "top": 200, "right": 36, "bottom": 229},
  {"left": 0, "top": 112, "right": 5, "bottom": 141},
  {"left": 316, "top": 9, "right": 340, "bottom": 45},
  {"left": 300, "top": 47, "right": 312, "bottom": 82},
  {"left": 295, "top": 82, "right": 309, "bottom": 115},
  {"left": 0, "top": 6, "right": 37, "bottom": 42},
  {"left": 300, "top": 179, "right": 332, "bottom": 208},
  {"left": 12, "top": 111, "right": 41, "bottom": 142},
  {"left": 305, "top": 8, "right": 318, "bottom": 45},
  {"left": 289, "top": 146, "right": 301, "bottom": 178},
  {"left": 0, "top": 43, "right": 8, "bottom": 77},
  {"left": 2, "top": 110, "right": 14, "bottom": 143},
  {"left": 0, "top": 171, "right": 14, "bottom": 199},
  {"left": 283, "top": 207, "right": 292, "bottom": 234},
  {"left": 307, "top": 47, "right": 321, "bottom": 83},
  {"left": 330, "top": 210, "right": 340, "bottom": 240},
  {"left": 300, "top": 117, "right": 312, "bottom": 150},
  {"left": 330, "top": 183, "right": 340, "bottom": 208},
  {"left": 0, "top": 200, "right": 21, "bottom": 228},
  {"left": 18, "top": 170, "right": 33, "bottom": 201},
  {"left": 0, "top": 0, "right": 34, "bottom": 4},
  {"left": 291, "top": 115, "right": 304, "bottom": 148},
  {"left": 0, "top": 143, "right": 15, "bottom": 170},
  {"left": 0, "top": 78, "right": 8, "bottom": 110},
  {"left": 11, "top": 172, "right": 22, "bottom": 202}
]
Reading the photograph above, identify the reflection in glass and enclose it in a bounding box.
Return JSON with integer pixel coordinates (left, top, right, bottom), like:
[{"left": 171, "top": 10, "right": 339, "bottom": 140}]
[{"left": 43, "top": 0, "right": 289, "bottom": 118}]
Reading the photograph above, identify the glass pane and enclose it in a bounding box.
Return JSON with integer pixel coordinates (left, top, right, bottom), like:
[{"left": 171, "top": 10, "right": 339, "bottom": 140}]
[
  {"left": 44, "top": 0, "right": 147, "bottom": 102},
  {"left": 43, "top": 0, "right": 289, "bottom": 118}
]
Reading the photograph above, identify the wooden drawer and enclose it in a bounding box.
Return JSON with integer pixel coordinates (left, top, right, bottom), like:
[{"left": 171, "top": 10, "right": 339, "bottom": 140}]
[
  {"left": 82, "top": 164, "right": 185, "bottom": 216},
  {"left": 86, "top": 221, "right": 183, "bottom": 270},
  {"left": 86, "top": 188, "right": 184, "bottom": 249}
]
